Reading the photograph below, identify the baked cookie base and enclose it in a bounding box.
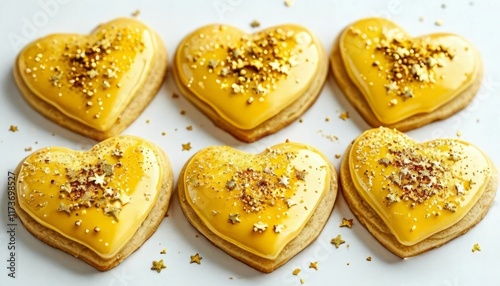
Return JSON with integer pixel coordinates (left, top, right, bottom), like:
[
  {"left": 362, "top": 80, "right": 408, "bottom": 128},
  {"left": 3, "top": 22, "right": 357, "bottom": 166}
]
[
  {"left": 13, "top": 30, "right": 168, "bottom": 141},
  {"left": 177, "top": 161, "right": 338, "bottom": 273},
  {"left": 14, "top": 144, "right": 174, "bottom": 271},
  {"left": 331, "top": 37, "right": 484, "bottom": 132},
  {"left": 340, "top": 144, "right": 498, "bottom": 258},
  {"left": 173, "top": 38, "right": 328, "bottom": 143}
]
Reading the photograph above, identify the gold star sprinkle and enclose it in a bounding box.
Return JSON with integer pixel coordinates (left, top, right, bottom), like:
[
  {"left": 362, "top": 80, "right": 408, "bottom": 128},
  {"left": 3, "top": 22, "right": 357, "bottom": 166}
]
[
  {"left": 190, "top": 253, "right": 202, "bottom": 264},
  {"left": 8, "top": 125, "right": 18, "bottom": 132},
  {"left": 89, "top": 173, "right": 106, "bottom": 187},
  {"left": 253, "top": 221, "right": 268, "bottom": 232},
  {"left": 182, "top": 142, "right": 192, "bottom": 151},
  {"left": 309, "top": 261, "right": 318, "bottom": 270},
  {"left": 151, "top": 259, "right": 166, "bottom": 273},
  {"left": 339, "top": 112, "right": 349, "bottom": 121},
  {"left": 340, "top": 218, "right": 353, "bottom": 228},
  {"left": 384, "top": 81, "right": 398, "bottom": 92},
  {"left": 228, "top": 213, "right": 240, "bottom": 224},
  {"left": 292, "top": 268, "right": 301, "bottom": 275},
  {"left": 331, "top": 235, "right": 345, "bottom": 248},
  {"left": 472, "top": 243, "right": 481, "bottom": 252}
]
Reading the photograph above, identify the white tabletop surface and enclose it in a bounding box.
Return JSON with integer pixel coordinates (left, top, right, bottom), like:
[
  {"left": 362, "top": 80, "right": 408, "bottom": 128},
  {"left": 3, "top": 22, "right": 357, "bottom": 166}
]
[{"left": 1, "top": 0, "right": 499, "bottom": 285}]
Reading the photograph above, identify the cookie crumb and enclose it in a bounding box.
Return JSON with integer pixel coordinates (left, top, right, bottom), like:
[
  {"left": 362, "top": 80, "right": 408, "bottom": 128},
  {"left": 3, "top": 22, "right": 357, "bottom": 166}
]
[
  {"left": 9, "top": 125, "right": 18, "bottom": 132},
  {"left": 250, "top": 20, "right": 261, "bottom": 28},
  {"left": 335, "top": 154, "right": 341, "bottom": 159},
  {"left": 441, "top": 3, "right": 446, "bottom": 9},
  {"left": 299, "top": 118, "right": 303, "bottom": 123},
  {"left": 366, "top": 256, "right": 372, "bottom": 261},
  {"left": 456, "top": 130, "right": 462, "bottom": 137},
  {"left": 180, "top": 110, "right": 186, "bottom": 115},
  {"left": 24, "top": 147, "right": 32, "bottom": 152},
  {"left": 161, "top": 132, "right": 166, "bottom": 136},
  {"left": 284, "top": 0, "right": 294, "bottom": 7},
  {"left": 419, "top": 16, "right": 425, "bottom": 22},
  {"left": 190, "top": 253, "right": 202, "bottom": 264},
  {"left": 292, "top": 268, "right": 301, "bottom": 275},
  {"left": 160, "top": 249, "right": 167, "bottom": 254},
  {"left": 182, "top": 142, "right": 192, "bottom": 151},
  {"left": 146, "top": 119, "right": 150, "bottom": 124},
  {"left": 186, "top": 125, "right": 193, "bottom": 131},
  {"left": 300, "top": 278, "right": 305, "bottom": 284},
  {"left": 435, "top": 19, "right": 444, "bottom": 26},
  {"left": 472, "top": 243, "right": 481, "bottom": 252}
]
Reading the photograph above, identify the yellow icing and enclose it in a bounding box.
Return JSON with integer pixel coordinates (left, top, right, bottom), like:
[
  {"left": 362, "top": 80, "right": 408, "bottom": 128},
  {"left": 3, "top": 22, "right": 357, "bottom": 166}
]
[
  {"left": 340, "top": 18, "right": 479, "bottom": 124},
  {"left": 17, "top": 18, "right": 158, "bottom": 131},
  {"left": 16, "top": 136, "right": 162, "bottom": 259},
  {"left": 183, "top": 143, "right": 330, "bottom": 259},
  {"left": 349, "top": 127, "right": 491, "bottom": 245},
  {"left": 174, "top": 24, "right": 322, "bottom": 130}
]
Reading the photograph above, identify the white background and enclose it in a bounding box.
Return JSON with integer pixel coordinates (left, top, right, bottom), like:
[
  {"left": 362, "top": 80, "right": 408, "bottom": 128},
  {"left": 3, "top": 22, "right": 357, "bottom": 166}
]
[{"left": 1, "top": 0, "right": 499, "bottom": 285}]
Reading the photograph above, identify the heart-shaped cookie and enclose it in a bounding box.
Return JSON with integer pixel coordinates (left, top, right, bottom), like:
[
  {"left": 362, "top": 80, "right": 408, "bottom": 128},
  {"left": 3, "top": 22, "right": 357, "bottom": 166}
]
[
  {"left": 173, "top": 24, "right": 327, "bottom": 142},
  {"left": 14, "top": 18, "right": 167, "bottom": 140},
  {"left": 178, "top": 142, "right": 337, "bottom": 272},
  {"left": 15, "top": 135, "right": 173, "bottom": 270},
  {"left": 331, "top": 18, "right": 482, "bottom": 131},
  {"left": 340, "top": 127, "right": 497, "bottom": 258}
]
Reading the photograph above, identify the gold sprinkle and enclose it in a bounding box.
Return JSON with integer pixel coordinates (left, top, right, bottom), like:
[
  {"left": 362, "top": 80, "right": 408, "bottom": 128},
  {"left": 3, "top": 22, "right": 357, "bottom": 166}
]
[
  {"left": 472, "top": 243, "right": 481, "bottom": 252},
  {"left": 340, "top": 218, "right": 353, "bottom": 228},
  {"left": 335, "top": 154, "right": 341, "bottom": 159},
  {"left": 250, "top": 20, "right": 261, "bottom": 28},
  {"left": 161, "top": 131, "right": 166, "bottom": 136},
  {"left": 151, "top": 260, "right": 166, "bottom": 273},
  {"left": 325, "top": 117, "right": 330, "bottom": 122},
  {"left": 228, "top": 213, "right": 240, "bottom": 224},
  {"left": 253, "top": 221, "right": 268, "bottom": 232},
  {"left": 331, "top": 235, "right": 345, "bottom": 248},
  {"left": 186, "top": 125, "right": 193, "bottom": 131},
  {"left": 190, "top": 253, "right": 202, "bottom": 264},
  {"left": 160, "top": 249, "right": 167, "bottom": 254},
  {"left": 366, "top": 256, "right": 372, "bottom": 261},
  {"left": 339, "top": 112, "right": 349, "bottom": 121},
  {"left": 182, "top": 142, "right": 192, "bottom": 151},
  {"left": 8, "top": 125, "right": 18, "bottom": 132},
  {"left": 309, "top": 261, "right": 318, "bottom": 270},
  {"left": 131, "top": 9, "right": 140, "bottom": 17},
  {"left": 75, "top": 220, "right": 82, "bottom": 227},
  {"left": 292, "top": 268, "right": 301, "bottom": 275},
  {"left": 94, "top": 227, "right": 100, "bottom": 232}
]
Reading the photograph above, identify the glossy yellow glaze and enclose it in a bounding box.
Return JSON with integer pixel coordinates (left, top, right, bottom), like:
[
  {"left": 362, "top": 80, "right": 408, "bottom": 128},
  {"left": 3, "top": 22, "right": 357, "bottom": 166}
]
[
  {"left": 340, "top": 18, "right": 479, "bottom": 124},
  {"left": 183, "top": 143, "right": 330, "bottom": 259},
  {"left": 349, "top": 127, "right": 491, "bottom": 245},
  {"left": 174, "top": 24, "right": 322, "bottom": 130},
  {"left": 17, "top": 18, "right": 157, "bottom": 131},
  {"left": 16, "top": 136, "right": 162, "bottom": 259}
]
